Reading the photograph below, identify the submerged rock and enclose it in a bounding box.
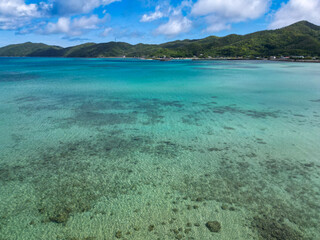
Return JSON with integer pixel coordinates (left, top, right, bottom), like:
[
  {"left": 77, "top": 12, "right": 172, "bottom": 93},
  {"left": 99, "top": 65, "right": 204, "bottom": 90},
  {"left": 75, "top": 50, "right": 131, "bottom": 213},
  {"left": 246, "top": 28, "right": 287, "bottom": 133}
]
[
  {"left": 172, "top": 208, "right": 179, "bottom": 213},
  {"left": 206, "top": 221, "right": 221, "bottom": 232},
  {"left": 175, "top": 234, "right": 183, "bottom": 240},
  {"left": 229, "top": 206, "right": 236, "bottom": 211},
  {"left": 133, "top": 226, "right": 140, "bottom": 231},
  {"left": 49, "top": 212, "right": 69, "bottom": 224},
  {"left": 115, "top": 231, "right": 122, "bottom": 238},
  {"left": 221, "top": 204, "right": 228, "bottom": 210},
  {"left": 148, "top": 225, "right": 155, "bottom": 231},
  {"left": 172, "top": 229, "right": 179, "bottom": 234}
]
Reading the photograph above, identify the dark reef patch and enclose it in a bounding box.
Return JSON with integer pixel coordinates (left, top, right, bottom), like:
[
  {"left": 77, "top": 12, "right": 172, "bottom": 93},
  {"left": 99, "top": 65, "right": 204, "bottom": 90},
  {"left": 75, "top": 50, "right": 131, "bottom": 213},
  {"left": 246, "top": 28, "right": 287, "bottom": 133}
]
[
  {"left": 206, "top": 221, "right": 221, "bottom": 233},
  {"left": 18, "top": 103, "right": 60, "bottom": 114},
  {"left": 0, "top": 72, "right": 39, "bottom": 82},
  {"left": 13, "top": 93, "right": 187, "bottom": 128},
  {"left": 141, "top": 110, "right": 165, "bottom": 125},
  {"left": 0, "top": 164, "right": 31, "bottom": 183},
  {"left": 37, "top": 175, "right": 99, "bottom": 224},
  {"left": 1, "top": 130, "right": 198, "bottom": 225},
  {"left": 208, "top": 147, "right": 226, "bottom": 152},
  {"left": 12, "top": 134, "right": 149, "bottom": 223},
  {"left": 11, "top": 133, "right": 25, "bottom": 145},
  {"left": 14, "top": 96, "right": 42, "bottom": 103},
  {"left": 40, "top": 96, "right": 185, "bottom": 128},
  {"left": 260, "top": 158, "right": 312, "bottom": 179},
  {"left": 293, "top": 114, "right": 306, "bottom": 118},
  {"left": 211, "top": 106, "right": 280, "bottom": 119},
  {"left": 181, "top": 114, "right": 202, "bottom": 126},
  {"left": 252, "top": 215, "right": 303, "bottom": 240},
  {"left": 73, "top": 111, "right": 138, "bottom": 126},
  {"left": 78, "top": 100, "right": 129, "bottom": 112},
  {"left": 171, "top": 152, "right": 320, "bottom": 239},
  {"left": 223, "top": 126, "right": 235, "bottom": 130}
]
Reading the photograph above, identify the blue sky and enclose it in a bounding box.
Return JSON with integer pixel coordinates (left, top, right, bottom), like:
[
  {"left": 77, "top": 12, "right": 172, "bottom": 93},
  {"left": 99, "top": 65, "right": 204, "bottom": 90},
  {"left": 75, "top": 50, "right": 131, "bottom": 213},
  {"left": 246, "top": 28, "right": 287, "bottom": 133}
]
[{"left": 0, "top": 0, "right": 319, "bottom": 47}]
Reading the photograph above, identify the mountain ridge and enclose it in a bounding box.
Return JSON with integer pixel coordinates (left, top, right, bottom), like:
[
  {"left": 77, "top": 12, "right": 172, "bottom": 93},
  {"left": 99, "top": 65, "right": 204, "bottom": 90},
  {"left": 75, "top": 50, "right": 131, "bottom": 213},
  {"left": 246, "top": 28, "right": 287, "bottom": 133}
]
[{"left": 1, "top": 21, "right": 319, "bottom": 58}]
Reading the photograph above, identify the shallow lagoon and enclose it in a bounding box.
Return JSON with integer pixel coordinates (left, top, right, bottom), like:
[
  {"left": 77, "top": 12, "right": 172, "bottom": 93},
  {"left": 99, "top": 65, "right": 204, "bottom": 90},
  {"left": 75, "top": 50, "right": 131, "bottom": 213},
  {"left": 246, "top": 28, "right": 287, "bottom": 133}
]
[{"left": 0, "top": 58, "right": 319, "bottom": 240}]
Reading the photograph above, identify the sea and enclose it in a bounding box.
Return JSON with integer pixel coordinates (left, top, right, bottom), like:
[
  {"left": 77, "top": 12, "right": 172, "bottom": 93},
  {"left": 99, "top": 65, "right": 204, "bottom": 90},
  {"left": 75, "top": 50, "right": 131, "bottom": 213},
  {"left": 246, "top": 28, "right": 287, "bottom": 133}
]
[{"left": 0, "top": 57, "right": 319, "bottom": 240}]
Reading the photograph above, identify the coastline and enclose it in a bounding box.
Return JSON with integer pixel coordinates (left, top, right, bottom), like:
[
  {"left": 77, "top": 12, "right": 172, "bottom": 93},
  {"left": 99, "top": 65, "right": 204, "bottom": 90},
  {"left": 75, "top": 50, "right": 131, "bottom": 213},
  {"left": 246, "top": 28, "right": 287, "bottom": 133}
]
[{"left": 1, "top": 56, "right": 320, "bottom": 63}]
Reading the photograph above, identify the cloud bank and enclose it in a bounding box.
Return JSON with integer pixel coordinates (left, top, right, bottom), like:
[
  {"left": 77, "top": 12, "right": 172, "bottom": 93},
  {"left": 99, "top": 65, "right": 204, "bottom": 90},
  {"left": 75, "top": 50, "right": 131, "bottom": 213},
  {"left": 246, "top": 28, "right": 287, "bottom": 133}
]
[
  {"left": 142, "top": 0, "right": 192, "bottom": 37},
  {"left": 0, "top": 0, "right": 45, "bottom": 30},
  {"left": 50, "top": 0, "right": 120, "bottom": 16},
  {"left": 44, "top": 15, "right": 107, "bottom": 36},
  {"left": 140, "top": 6, "right": 164, "bottom": 22},
  {"left": 156, "top": 16, "right": 192, "bottom": 37},
  {"left": 1, "top": 0, "right": 320, "bottom": 42},
  {"left": 140, "top": 0, "right": 271, "bottom": 37},
  {"left": 269, "top": 0, "right": 320, "bottom": 29},
  {"left": 0, "top": 0, "right": 118, "bottom": 36},
  {"left": 192, "top": 0, "right": 270, "bottom": 32}
]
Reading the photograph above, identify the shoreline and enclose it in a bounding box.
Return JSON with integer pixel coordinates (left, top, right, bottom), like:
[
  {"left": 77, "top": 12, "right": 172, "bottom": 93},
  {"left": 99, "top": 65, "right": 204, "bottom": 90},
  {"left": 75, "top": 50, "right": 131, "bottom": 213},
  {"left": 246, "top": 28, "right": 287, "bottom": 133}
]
[{"left": 1, "top": 56, "right": 319, "bottom": 63}]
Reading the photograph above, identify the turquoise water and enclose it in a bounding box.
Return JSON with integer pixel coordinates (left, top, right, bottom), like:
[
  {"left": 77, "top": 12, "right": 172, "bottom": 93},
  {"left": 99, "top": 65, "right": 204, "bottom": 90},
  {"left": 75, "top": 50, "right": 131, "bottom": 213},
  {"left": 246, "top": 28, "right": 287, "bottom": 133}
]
[{"left": 0, "top": 58, "right": 319, "bottom": 240}]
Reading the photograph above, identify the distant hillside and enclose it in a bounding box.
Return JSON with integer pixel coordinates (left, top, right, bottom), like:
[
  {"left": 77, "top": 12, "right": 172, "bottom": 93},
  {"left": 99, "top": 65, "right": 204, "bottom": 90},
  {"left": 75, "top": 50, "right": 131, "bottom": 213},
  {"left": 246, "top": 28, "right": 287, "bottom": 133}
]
[
  {"left": 1, "top": 21, "right": 319, "bottom": 58},
  {"left": 0, "top": 42, "right": 62, "bottom": 57}
]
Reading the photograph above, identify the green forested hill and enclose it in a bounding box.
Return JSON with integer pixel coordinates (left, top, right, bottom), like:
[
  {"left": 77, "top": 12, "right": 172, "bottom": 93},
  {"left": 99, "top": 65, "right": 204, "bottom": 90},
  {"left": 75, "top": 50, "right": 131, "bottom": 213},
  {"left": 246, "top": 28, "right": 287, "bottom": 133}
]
[
  {"left": 1, "top": 21, "right": 319, "bottom": 58},
  {"left": 0, "top": 42, "right": 62, "bottom": 57}
]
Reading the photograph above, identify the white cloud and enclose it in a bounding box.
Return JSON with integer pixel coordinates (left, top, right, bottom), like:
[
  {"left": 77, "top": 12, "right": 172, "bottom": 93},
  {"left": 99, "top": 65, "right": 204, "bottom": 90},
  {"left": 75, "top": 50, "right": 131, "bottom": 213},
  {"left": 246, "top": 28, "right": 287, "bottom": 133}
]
[
  {"left": 45, "top": 15, "right": 107, "bottom": 36},
  {"left": 269, "top": 0, "right": 320, "bottom": 29},
  {"left": 140, "top": 6, "right": 164, "bottom": 22},
  {"left": 101, "top": 27, "right": 112, "bottom": 36},
  {"left": 46, "top": 17, "right": 70, "bottom": 34},
  {"left": 102, "top": 0, "right": 121, "bottom": 4},
  {"left": 52, "top": 0, "right": 121, "bottom": 15},
  {"left": 73, "top": 15, "right": 103, "bottom": 30},
  {"left": 205, "top": 16, "right": 231, "bottom": 32},
  {"left": 156, "top": 16, "right": 192, "bottom": 37},
  {"left": 0, "top": 0, "right": 45, "bottom": 30},
  {"left": 143, "top": 1, "right": 192, "bottom": 37},
  {"left": 192, "top": 0, "right": 270, "bottom": 32},
  {"left": 0, "top": 16, "right": 27, "bottom": 30},
  {"left": 0, "top": 0, "right": 118, "bottom": 36},
  {"left": 0, "top": 0, "right": 39, "bottom": 17},
  {"left": 179, "top": 0, "right": 193, "bottom": 10}
]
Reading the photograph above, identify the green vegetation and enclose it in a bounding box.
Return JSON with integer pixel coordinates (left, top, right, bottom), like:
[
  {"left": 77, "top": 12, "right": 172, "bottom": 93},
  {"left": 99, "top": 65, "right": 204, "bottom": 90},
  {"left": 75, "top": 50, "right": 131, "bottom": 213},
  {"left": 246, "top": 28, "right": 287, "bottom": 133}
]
[
  {"left": 0, "top": 42, "right": 62, "bottom": 57},
  {"left": 0, "top": 21, "right": 319, "bottom": 58}
]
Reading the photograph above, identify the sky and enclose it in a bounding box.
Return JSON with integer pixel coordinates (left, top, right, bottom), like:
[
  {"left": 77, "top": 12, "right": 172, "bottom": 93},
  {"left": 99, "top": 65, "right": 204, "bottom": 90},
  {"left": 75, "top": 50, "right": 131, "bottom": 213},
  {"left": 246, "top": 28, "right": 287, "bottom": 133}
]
[{"left": 0, "top": 0, "right": 320, "bottom": 47}]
